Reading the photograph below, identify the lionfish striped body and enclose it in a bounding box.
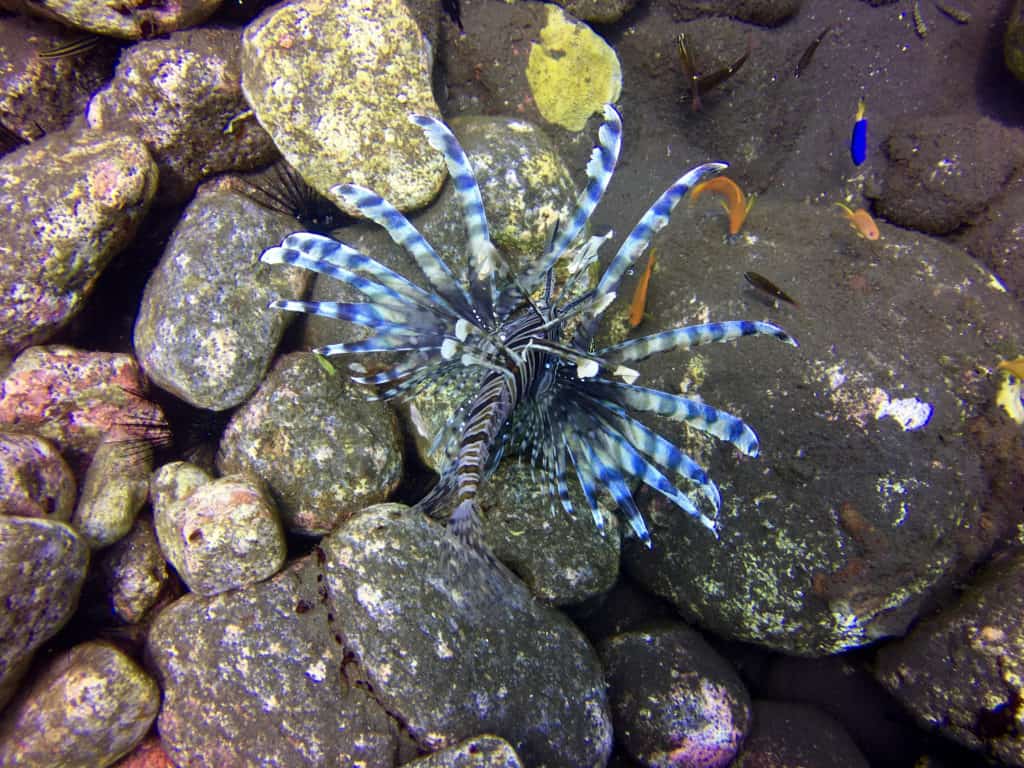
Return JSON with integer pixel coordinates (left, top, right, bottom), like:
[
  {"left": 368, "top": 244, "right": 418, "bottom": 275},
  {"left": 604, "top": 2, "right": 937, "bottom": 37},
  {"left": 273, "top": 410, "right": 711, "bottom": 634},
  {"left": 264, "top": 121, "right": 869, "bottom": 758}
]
[{"left": 262, "top": 105, "right": 797, "bottom": 556}]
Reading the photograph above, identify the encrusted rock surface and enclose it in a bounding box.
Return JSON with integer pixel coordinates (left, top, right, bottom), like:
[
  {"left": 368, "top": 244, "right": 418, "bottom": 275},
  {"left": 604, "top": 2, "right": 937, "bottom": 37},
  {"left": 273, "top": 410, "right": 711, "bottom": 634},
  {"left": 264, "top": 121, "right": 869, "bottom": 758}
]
[
  {"left": 217, "top": 352, "right": 403, "bottom": 535},
  {"left": 0, "top": 516, "right": 88, "bottom": 710},
  {"left": 1, "top": 0, "right": 222, "bottom": 39},
  {"left": 322, "top": 504, "right": 613, "bottom": 765},
  {"left": 0, "top": 432, "right": 75, "bottom": 521},
  {"left": 0, "top": 346, "right": 164, "bottom": 476},
  {"left": 599, "top": 624, "right": 751, "bottom": 767},
  {"left": 152, "top": 471, "right": 285, "bottom": 596},
  {"left": 148, "top": 557, "right": 397, "bottom": 767},
  {"left": 94, "top": 516, "right": 170, "bottom": 624},
  {"left": 87, "top": 27, "right": 277, "bottom": 206},
  {"left": 874, "top": 548, "right": 1024, "bottom": 767},
  {"left": 71, "top": 438, "right": 150, "bottom": 548},
  {"left": 133, "top": 189, "right": 308, "bottom": 411},
  {"left": 0, "top": 129, "right": 157, "bottom": 356},
  {"left": 0, "top": 641, "right": 159, "bottom": 768},
  {"left": 240, "top": 0, "right": 445, "bottom": 211}
]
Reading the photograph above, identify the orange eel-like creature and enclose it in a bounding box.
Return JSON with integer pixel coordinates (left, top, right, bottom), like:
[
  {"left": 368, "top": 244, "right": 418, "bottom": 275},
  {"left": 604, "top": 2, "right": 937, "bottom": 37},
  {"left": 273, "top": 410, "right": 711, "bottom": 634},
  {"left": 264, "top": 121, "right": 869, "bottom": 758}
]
[
  {"left": 835, "top": 203, "right": 880, "bottom": 240},
  {"left": 628, "top": 248, "right": 657, "bottom": 328},
  {"left": 690, "top": 176, "right": 754, "bottom": 236}
]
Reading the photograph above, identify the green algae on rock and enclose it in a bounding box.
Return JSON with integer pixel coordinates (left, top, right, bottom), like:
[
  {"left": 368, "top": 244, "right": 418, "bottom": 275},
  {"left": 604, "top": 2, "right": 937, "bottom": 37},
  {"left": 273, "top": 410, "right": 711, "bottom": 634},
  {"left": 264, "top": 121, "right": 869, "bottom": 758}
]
[
  {"left": 525, "top": 5, "right": 622, "bottom": 131},
  {"left": 0, "top": 130, "right": 157, "bottom": 357},
  {"left": 217, "top": 352, "right": 403, "bottom": 536},
  {"left": 0, "top": 641, "right": 159, "bottom": 768},
  {"left": 133, "top": 190, "right": 308, "bottom": 411},
  {"left": 240, "top": 0, "right": 445, "bottom": 211}
]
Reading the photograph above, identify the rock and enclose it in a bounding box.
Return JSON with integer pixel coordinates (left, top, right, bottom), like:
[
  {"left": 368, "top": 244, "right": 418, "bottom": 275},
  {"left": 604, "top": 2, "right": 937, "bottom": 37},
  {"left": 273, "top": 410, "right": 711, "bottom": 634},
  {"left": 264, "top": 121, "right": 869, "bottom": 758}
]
[
  {"left": 0, "top": 15, "right": 119, "bottom": 140},
  {"left": 95, "top": 516, "right": 170, "bottom": 624},
  {"left": 1, "top": 0, "right": 222, "bottom": 39},
  {"left": 133, "top": 190, "right": 308, "bottom": 411},
  {"left": 148, "top": 557, "right": 397, "bottom": 767},
  {"left": 0, "top": 129, "right": 157, "bottom": 356},
  {"left": 0, "top": 433, "right": 75, "bottom": 521},
  {"left": 71, "top": 438, "right": 151, "bottom": 548},
  {"left": 873, "top": 548, "right": 1024, "bottom": 766},
  {"left": 875, "top": 114, "right": 1024, "bottom": 235},
  {"left": 111, "top": 736, "right": 175, "bottom": 768},
  {"left": 321, "top": 504, "right": 613, "bottom": 765},
  {"left": 599, "top": 625, "right": 751, "bottom": 768},
  {"left": 217, "top": 352, "right": 403, "bottom": 535},
  {"left": 240, "top": 0, "right": 445, "bottom": 210},
  {"left": 618, "top": 196, "right": 1023, "bottom": 655},
  {"left": 152, "top": 472, "right": 285, "bottom": 596},
  {"left": 1007, "top": 0, "right": 1024, "bottom": 83},
  {"left": 0, "top": 641, "right": 159, "bottom": 768},
  {"left": 0, "top": 346, "right": 165, "bottom": 477},
  {"left": 668, "top": 0, "right": 802, "bottom": 25},
  {"left": 87, "top": 27, "right": 277, "bottom": 205},
  {"left": 524, "top": 5, "right": 622, "bottom": 131},
  {"left": 961, "top": 175, "right": 1024, "bottom": 303},
  {"left": 0, "top": 516, "right": 88, "bottom": 710},
  {"left": 405, "top": 736, "right": 523, "bottom": 767},
  {"left": 551, "top": 0, "right": 637, "bottom": 24},
  {"left": 479, "top": 459, "right": 620, "bottom": 605},
  {"left": 733, "top": 700, "right": 869, "bottom": 768}
]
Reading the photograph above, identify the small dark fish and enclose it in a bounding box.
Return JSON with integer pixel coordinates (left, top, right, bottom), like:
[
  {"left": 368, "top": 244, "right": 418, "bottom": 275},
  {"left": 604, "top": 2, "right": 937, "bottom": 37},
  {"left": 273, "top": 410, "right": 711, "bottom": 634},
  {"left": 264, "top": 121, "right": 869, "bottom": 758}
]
[
  {"left": 37, "top": 35, "right": 101, "bottom": 60},
  {"left": 677, "top": 33, "right": 751, "bottom": 112},
  {"left": 795, "top": 25, "right": 832, "bottom": 78},
  {"left": 744, "top": 271, "right": 798, "bottom": 306},
  {"left": 442, "top": 0, "right": 464, "bottom": 32}
]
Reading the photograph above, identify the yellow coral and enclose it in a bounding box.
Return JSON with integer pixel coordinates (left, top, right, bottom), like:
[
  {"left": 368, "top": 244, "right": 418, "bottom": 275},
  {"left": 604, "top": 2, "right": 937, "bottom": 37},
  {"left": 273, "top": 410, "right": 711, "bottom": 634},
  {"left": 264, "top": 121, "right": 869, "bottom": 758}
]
[{"left": 525, "top": 6, "right": 622, "bottom": 131}]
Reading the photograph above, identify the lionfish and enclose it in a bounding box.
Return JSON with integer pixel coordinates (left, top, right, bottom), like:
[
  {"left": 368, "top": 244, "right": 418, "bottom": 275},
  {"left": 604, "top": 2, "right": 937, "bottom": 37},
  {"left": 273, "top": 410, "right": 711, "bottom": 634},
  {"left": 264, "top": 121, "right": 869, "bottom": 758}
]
[{"left": 261, "top": 104, "right": 797, "bottom": 557}]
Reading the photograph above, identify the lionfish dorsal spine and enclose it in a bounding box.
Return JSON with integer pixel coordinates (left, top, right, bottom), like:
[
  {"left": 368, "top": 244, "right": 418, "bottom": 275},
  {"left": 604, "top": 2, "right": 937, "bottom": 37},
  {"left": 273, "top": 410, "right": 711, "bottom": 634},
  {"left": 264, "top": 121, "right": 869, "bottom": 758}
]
[
  {"left": 575, "top": 161, "right": 728, "bottom": 345},
  {"left": 331, "top": 182, "right": 476, "bottom": 319},
  {"left": 600, "top": 319, "right": 799, "bottom": 364}
]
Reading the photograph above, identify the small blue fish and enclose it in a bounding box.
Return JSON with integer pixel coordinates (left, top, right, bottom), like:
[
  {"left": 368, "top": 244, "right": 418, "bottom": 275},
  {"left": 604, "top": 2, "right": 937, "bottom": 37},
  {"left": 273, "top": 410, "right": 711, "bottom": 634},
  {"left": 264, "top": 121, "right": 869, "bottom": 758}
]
[{"left": 850, "top": 99, "right": 867, "bottom": 166}]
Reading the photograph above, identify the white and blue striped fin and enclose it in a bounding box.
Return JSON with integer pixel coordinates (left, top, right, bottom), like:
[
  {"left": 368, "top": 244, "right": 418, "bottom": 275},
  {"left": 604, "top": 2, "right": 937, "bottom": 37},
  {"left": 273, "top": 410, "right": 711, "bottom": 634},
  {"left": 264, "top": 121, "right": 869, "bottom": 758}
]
[
  {"left": 576, "top": 161, "right": 727, "bottom": 343},
  {"left": 331, "top": 183, "right": 477, "bottom": 319},
  {"left": 576, "top": 432, "right": 651, "bottom": 547},
  {"left": 498, "top": 105, "right": 622, "bottom": 314},
  {"left": 585, "top": 395, "right": 720, "bottom": 510},
  {"left": 600, "top": 320, "right": 798, "bottom": 363},
  {"left": 269, "top": 299, "right": 414, "bottom": 329},
  {"left": 565, "top": 432, "right": 606, "bottom": 531},
  {"left": 263, "top": 233, "right": 457, "bottom": 318},
  {"left": 591, "top": 419, "right": 716, "bottom": 534},
  {"left": 317, "top": 336, "right": 443, "bottom": 357},
  {"left": 409, "top": 114, "right": 500, "bottom": 313},
  {"left": 585, "top": 380, "right": 760, "bottom": 457}
]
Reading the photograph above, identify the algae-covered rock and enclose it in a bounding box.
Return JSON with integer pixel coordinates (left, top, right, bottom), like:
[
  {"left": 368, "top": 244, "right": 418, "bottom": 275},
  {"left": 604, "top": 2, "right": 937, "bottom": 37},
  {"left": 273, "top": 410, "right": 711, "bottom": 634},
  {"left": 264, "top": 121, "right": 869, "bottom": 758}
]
[
  {"left": 525, "top": 4, "right": 622, "bottom": 131},
  {"left": 874, "top": 549, "right": 1024, "bottom": 767},
  {"left": 0, "top": 129, "right": 157, "bottom": 356},
  {"left": 217, "top": 352, "right": 403, "bottom": 535},
  {"left": 87, "top": 27, "right": 276, "bottom": 205},
  {"left": 322, "top": 504, "right": 613, "bottom": 765},
  {"left": 71, "top": 438, "right": 151, "bottom": 548},
  {"left": 0, "top": 641, "right": 159, "bottom": 768},
  {"left": 479, "top": 460, "right": 620, "bottom": 605},
  {"left": 153, "top": 472, "right": 286, "bottom": 596},
  {"left": 0, "top": 346, "right": 165, "bottom": 476},
  {"left": 148, "top": 557, "right": 397, "bottom": 767},
  {"left": 4, "top": 0, "right": 222, "bottom": 39},
  {"left": 599, "top": 625, "right": 751, "bottom": 767},
  {"left": 0, "top": 516, "right": 88, "bottom": 710},
  {"left": 133, "top": 189, "right": 308, "bottom": 411},
  {"left": 241, "top": 0, "right": 445, "bottom": 211},
  {"left": 1007, "top": 0, "right": 1024, "bottom": 82},
  {"left": 0, "top": 433, "right": 75, "bottom": 522}
]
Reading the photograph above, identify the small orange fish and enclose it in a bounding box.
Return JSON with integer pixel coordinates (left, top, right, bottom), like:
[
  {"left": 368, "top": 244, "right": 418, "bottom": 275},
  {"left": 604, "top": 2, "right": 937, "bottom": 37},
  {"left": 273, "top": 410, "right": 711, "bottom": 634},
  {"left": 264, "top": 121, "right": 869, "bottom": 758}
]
[
  {"left": 629, "top": 249, "right": 657, "bottom": 328},
  {"left": 691, "top": 176, "right": 754, "bottom": 236},
  {"left": 998, "top": 356, "right": 1024, "bottom": 380},
  {"left": 835, "top": 203, "right": 880, "bottom": 240}
]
